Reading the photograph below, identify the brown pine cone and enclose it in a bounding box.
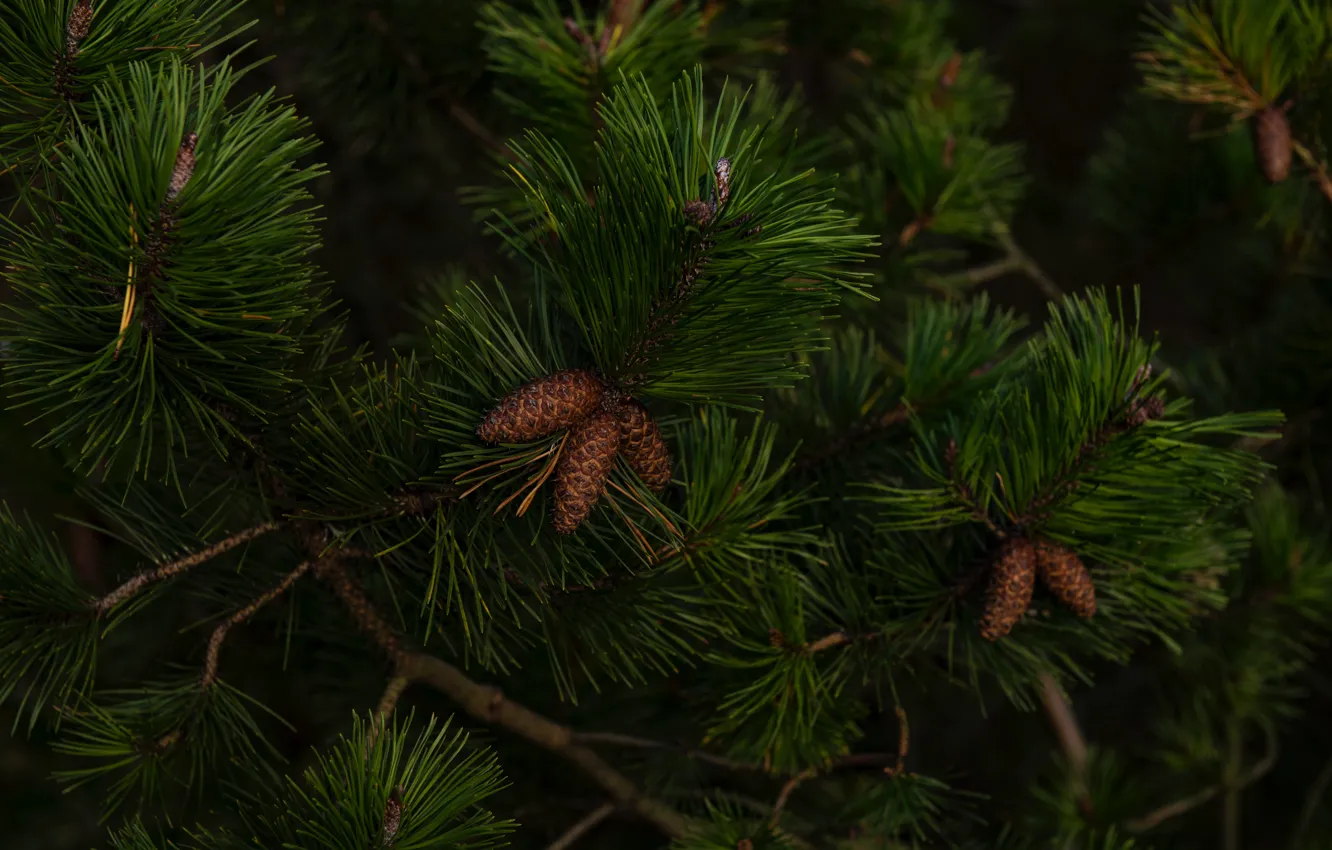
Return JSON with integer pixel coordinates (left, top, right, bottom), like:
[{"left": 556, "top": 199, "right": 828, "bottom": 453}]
[
  {"left": 1254, "top": 107, "right": 1292, "bottom": 183},
  {"left": 477, "top": 369, "right": 604, "bottom": 444},
  {"left": 1035, "top": 541, "right": 1096, "bottom": 619},
  {"left": 553, "top": 410, "right": 621, "bottom": 534},
  {"left": 616, "top": 399, "right": 672, "bottom": 492},
  {"left": 979, "top": 538, "right": 1037, "bottom": 641}
]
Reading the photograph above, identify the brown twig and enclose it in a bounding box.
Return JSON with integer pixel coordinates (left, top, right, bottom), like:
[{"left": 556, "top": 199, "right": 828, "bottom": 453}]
[
  {"left": 94, "top": 521, "right": 282, "bottom": 613},
  {"left": 989, "top": 214, "right": 1063, "bottom": 301},
  {"left": 1039, "top": 672, "right": 1090, "bottom": 816},
  {"left": 364, "top": 10, "right": 513, "bottom": 159},
  {"left": 367, "top": 675, "right": 411, "bottom": 753},
  {"left": 1291, "top": 140, "right": 1332, "bottom": 206},
  {"left": 201, "top": 559, "right": 312, "bottom": 689},
  {"left": 1126, "top": 722, "right": 1278, "bottom": 834},
  {"left": 769, "top": 767, "right": 816, "bottom": 828},
  {"left": 571, "top": 731, "right": 763, "bottom": 772},
  {"left": 546, "top": 802, "right": 617, "bottom": 850},
  {"left": 315, "top": 559, "right": 695, "bottom": 840}
]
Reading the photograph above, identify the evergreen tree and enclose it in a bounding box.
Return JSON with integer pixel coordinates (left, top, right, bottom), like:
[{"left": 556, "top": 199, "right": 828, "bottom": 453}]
[{"left": 1, "top": 1, "right": 1330, "bottom": 849}]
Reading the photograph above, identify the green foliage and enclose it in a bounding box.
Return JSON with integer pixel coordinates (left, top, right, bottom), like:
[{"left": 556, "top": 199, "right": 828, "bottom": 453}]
[
  {"left": 238, "top": 712, "right": 512, "bottom": 850},
  {"left": 480, "top": 0, "right": 707, "bottom": 174},
  {"left": 1138, "top": 0, "right": 1332, "bottom": 111},
  {"left": 669, "top": 799, "right": 796, "bottom": 849},
  {"left": 842, "top": 100, "right": 1027, "bottom": 245},
  {"left": 0, "top": 0, "right": 240, "bottom": 178},
  {"left": 0, "top": 504, "right": 99, "bottom": 729},
  {"left": 500, "top": 68, "right": 872, "bottom": 405},
  {"left": 53, "top": 676, "right": 284, "bottom": 814},
  {"left": 2, "top": 58, "right": 325, "bottom": 482}
]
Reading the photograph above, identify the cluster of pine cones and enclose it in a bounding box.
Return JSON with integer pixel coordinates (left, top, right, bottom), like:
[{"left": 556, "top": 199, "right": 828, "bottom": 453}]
[
  {"left": 476, "top": 369, "right": 672, "bottom": 533},
  {"left": 978, "top": 537, "right": 1096, "bottom": 641}
]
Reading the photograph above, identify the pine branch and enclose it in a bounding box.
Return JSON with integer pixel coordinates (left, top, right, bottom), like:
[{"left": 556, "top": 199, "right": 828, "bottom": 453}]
[
  {"left": 1039, "top": 672, "right": 1091, "bottom": 817},
  {"left": 315, "top": 558, "right": 697, "bottom": 839},
  {"left": 1291, "top": 140, "right": 1332, "bottom": 206},
  {"left": 1125, "top": 722, "right": 1278, "bottom": 833},
  {"left": 93, "top": 521, "right": 282, "bottom": 613},
  {"left": 546, "top": 802, "right": 616, "bottom": 850},
  {"left": 201, "top": 559, "right": 312, "bottom": 689},
  {"left": 570, "top": 731, "right": 764, "bottom": 772}
]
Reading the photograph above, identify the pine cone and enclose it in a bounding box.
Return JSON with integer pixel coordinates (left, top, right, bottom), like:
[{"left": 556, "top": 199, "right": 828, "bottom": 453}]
[
  {"left": 553, "top": 410, "right": 621, "bottom": 534},
  {"left": 477, "top": 369, "right": 604, "bottom": 444},
  {"left": 616, "top": 399, "right": 672, "bottom": 492},
  {"left": 1035, "top": 541, "right": 1096, "bottom": 619},
  {"left": 1254, "top": 107, "right": 1292, "bottom": 183},
  {"left": 978, "top": 538, "right": 1037, "bottom": 641}
]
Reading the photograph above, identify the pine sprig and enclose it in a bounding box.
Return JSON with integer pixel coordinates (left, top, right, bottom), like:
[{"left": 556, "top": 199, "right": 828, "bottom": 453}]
[
  {"left": 240, "top": 711, "right": 513, "bottom": 850},
  {"left": 52, "top": 675, "right": 286, "bottom": 815},
  {"left": 0, "top": 503, "right": 99, "bottom": 730},
  {"left": 1137, "top": 0, "right": 1331, "bottom": 112},
  {"left": 498, "top": 67, "right": 872, "bottom": 405},
  {"left": 2, "top": 58, "right": 327, "bottom": 482},
  {"left": 0, "top": 0, "right": 242, "bottom": 178}
]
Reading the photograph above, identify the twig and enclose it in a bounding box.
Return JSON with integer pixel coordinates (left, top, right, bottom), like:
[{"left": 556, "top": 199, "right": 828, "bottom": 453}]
[
  {"left": 1039, "top": 672, "right": 1090, "bottom": 815},
  {"left": 769, "top": 767, "right": 816, "bottom": 828},
  {"left": 94, "top": 521, "right": 282, "bottom": 613},
  {"left": 201, "top": 559, "right": 312, "bottom": 689},
  {"left": 1292, "top": 140, "right": 1332, "bottom": 207},
  {"left": 316, "top": 559, "right": 695, "bottom": 840},
  {"left": 367, "top": 675, "right": 411, "bottom": 753},
  {"left": 1126, "top": 722, "right": 1278, "bottom": 833},
  {"left": 989, "top": 214, "right": 1063, "bottom": 301},
  {"left": 571, "top": 731, "right": 763, "bottom": 772},
  {"left": 1291, "top": 750, "right": 1332, "bottom": 850},
  {"left": 364, "top": 10, "right": 513, "bottom": 159},
  {"left": 546, "top": 802, "right": 616, "bottom": 850}
]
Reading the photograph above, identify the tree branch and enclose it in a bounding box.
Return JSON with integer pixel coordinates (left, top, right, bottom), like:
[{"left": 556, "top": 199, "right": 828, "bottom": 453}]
[
  {"left": 93, "top": 521, "right": 283, "bottom": 614},
  {"left": 546, "top": 802, "right": 616, "bottom": 850},
  {"left": 1126, "top": 721, "right": 1278, "bottom": 834},
  {"left": 1039, "top": 672, "right": 1091, "bottom": 816},
  {"left": 571, "top": 731, "right": 764, "bottom": 772},
  {"left": 1292, "top": 140, "right": 1332, "bottom": 207},
  {"left": 201, "top": 559, "right": 312, "bottom": 689},
  {"left": 315, "top": 559, "right": 696, "bottom": 840}
]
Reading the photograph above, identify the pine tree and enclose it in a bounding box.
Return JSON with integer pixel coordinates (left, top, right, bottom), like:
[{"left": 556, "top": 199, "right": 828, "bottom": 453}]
[{"left": 1, "top": 1, "right": 1331, "bottom": 849}]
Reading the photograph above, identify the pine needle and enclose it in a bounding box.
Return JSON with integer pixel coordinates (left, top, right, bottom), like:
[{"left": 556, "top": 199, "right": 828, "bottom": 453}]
[{"left": 113, "top": 205, "right": 138, "bottom": 360}]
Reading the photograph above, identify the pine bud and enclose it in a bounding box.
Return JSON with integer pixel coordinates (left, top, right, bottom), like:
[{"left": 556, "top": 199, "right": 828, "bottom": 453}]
[
  {"left": 66, "top": 0, "right": 94, "bottom": 55},
  {"left": 1253, "top": 107, "right": 1292, "bottom": 183},
  {"left": 1034, "top": 541, "right": 1096, "bottom": 618},
  {"left": 683, "top": 199, "right": 713, "bottom": 227},
  {"left": 1126, "top": 395, "right": 1165, "bottom": 427},
  {"left": 978, "top": 538, "right": 1036, "bottom": 641},
  {"left": 616, "top": 399, "right": 672, "bottom": 492},
  {"left": 477, "top": 369, "right": 605, "bottom": 444},
  {"left": 553, "top": 410, "right": 621, "bottom": 533},
  {"left": 166, "top": 132, "right": 198, "bottom": 201},
  {"left": 381, "top": 785, "right": 403, "bottom": 846},
  {"left": 714, "top": 158, "right": 732, "bottom": 210}
]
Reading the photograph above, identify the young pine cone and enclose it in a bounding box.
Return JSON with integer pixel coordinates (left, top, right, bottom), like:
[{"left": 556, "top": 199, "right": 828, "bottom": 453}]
[
  {"left": 477, "top": 369, "right": 604, "bottom": 444},
  {"left": 553, "top": 410, "right": 621, "bottom": 534},
  {"left": 616, "top": 399, "right": 672, "bottom": 492},
  {"left": 1253, "top": 107, "right": 1292, "bottom": 183},
  {"left": 978, "top": 538, "right": 1037, "bottom": 641},
  {"left": 1035, "top": 541, "right": 1096, "bottom": 619}
]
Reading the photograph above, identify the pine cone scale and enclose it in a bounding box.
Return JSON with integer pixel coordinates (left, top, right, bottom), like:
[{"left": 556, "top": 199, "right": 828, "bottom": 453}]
[
  {"left": 616, "top": 399, "right": 672, "bottom": 492},
  {"left": 979, "top": 538, "right": 1037, "bottom": 641},
  {"left": 553, "top": 410, "right": 621, "bottom": 534},
  {"left": 477, "top": 369, "right": 604, "bottom": 443},
  {"left": 1035, "top": 541, "right": 1097, "bottom": 619}
]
